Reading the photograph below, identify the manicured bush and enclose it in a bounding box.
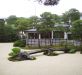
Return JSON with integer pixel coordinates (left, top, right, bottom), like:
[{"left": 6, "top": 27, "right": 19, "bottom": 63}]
[
  {"left": 13, "top": 40, "right": 26, "bottom": 47},
  {"left": 9, "top": 48, "right": 20, "bottom": 57},
  {"left": 12, "top": 48, "right": 20, "bottom": 54}
]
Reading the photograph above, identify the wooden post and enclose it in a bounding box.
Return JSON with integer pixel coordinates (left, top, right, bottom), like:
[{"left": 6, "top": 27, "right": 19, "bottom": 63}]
[
  {"left": 26, "top": 33, "right": 28, "bottom": 45},
  {"left": 51, "top": 31, "right": 53, "bottom": 39},
  {"left": 64, "top": 32, "right": 68, "bottom": 52},
  {"left": 64, "top": 32, "right": 68, "bottom": 40},
  {"left": 34, "top": 33, "right": 35, "bottom": 45},
  {"left": 38, "top": 33, "right": 41, "bottom": 47},
  {"left": 51, "top": 31, "right": 53, "bottom": 45}
]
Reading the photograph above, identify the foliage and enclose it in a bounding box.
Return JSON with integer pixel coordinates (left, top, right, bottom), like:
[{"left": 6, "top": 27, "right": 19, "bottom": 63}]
[
  {"left": 12, "top": 48, "right": 20, "bottom": 54},
  {"left": 62, "top": 11, "right": 69, "bottom": 24},
  {"left": 29, "top": 16, "right": 40, "bottom": 28},
  {"left": 13, "top": 40, "right": 26, "bottom": 47},
  {"left": 71, "top": 19, "right": 82, "bottom": 53},
  {"left": 52, "top": 14, "right": 62, "bottom": 24},
  {"left": 60, "top": 40, "right": 72, "bottom": 46},
  {"left": 37, "top": 0, "right": 60, "bottom": 5},
  {"left": 0, "top": 19, "right": 5, "bottom": 41},
  {"left": 62, "top": 8, "right": 80, "bottom": 23},
  {"left": 69, "top": 49, "right": 76, "bottom": 53},
  {"left": 6, "top": 15, "right": 17, "bottom": 25},
  {"left": 54, "top": 26, "right": 69, "bottom": 32},
  {"left": 9, "top": 48, "right": 20, "bottom": 57},
  {"left": 68, "top": 9, "right": 80, "bottom": 22},
  {"left": 71, "top": 19, "right": 82, "bottom": 46},
  {"left": 60, "top": 40, "right": 76, "bottom": 53},
  {"left": 37, "top": 12, "right": 55, "bottom": 32},
  {"left": 0, "top": 18, "right": 18, "bottom": 42},
  {"left": 4, "top": 25, "right": 18, "bottom": 42},
  {"left": 16, "top": 17, "right": 30, "bottom": 31}
]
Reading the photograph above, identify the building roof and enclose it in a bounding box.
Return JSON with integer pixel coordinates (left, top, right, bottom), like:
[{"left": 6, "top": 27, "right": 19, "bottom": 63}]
[
  {"left": 55, "top": 24, "right": 70, "bottom": 27},
  {"left": 24, "top": 29, "right": 37, "bottom": 33},
  {"left": 25, "top": 29, "right": 36, "bottom": 32},
  {"left": 24, "top": 24, "right": 71, "bottom": 33}
]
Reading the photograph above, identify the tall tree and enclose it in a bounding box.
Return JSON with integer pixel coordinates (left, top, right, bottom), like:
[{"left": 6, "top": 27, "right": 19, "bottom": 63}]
[
  {"left": 68, "top": 8, "right": 80, "bottom": 22},
  {"left": 0, "top": 19, "right": 18, "bottom": 42},
  {"left": 71, "top": 20, "right": 82, "bottom": 40},
  {"left": 0, "top": 19, "right": 5, "bottom": 42},
  {"left": 29, "top": 16, "right": 39, "bottom": 28},
  {"left": 62, "top": 8, "right": 80, "bottom": 24},
  {"left": 52, "top": 14, "right": 61, "bottom": 24},
  {"left": 16, "top": 17, "right": 30, "bottom": 38},
  {"left": 6, "top": 15, "right": 17, "bottom": 25},
  {"left": 71, "top": 20, "right": 82, "bottom": 53},
  {"left": 37, "top": 0, "right": 60, "bottom": 5},
  {"left": 37, "top": 12, "right": 55, "bottom": 45},
  {"left": 4, "top": 25, "right": 18, "bottom": 42},
  {"left": 38, "top": 12, "right": 54, "bottom": 32},
  {"left": 62, "top": 11, "right": 69, "bottom": 24}
]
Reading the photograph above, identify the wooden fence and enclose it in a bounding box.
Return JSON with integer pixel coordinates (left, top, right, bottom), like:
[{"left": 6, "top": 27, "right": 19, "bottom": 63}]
[{"left": 26, "top": 39, "right": 81, "bottom": 47}]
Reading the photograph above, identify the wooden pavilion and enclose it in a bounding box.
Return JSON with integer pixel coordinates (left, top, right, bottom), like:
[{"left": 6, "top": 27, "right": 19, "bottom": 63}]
[{"left": 24, "top": 28, "right": 71, "bottom": 47}]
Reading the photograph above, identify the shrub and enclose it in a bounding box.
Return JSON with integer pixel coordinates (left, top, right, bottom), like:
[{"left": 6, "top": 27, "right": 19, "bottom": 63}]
[
  {"left": 12, "top": 48, "right": 20, "bottom": 54},
  {"left": 60, "top": 40, "right": 74, "bottom": 48},
  {"left": 76, "top": 46, "right": 82, "bottom": 54},
  {"left": 69, "top": 49, "right": 76, "bottom": 53},
  {"left": 13, "top": 40, "right": 26, "bottom": 47},
  {"left": 9, "top": 48, "right": 20, "bottom": 57}
]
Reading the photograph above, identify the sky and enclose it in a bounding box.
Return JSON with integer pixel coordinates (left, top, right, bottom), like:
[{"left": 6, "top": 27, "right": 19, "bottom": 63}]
[{"left": 0, "top": 0, "right": 82, "bottom": 18}]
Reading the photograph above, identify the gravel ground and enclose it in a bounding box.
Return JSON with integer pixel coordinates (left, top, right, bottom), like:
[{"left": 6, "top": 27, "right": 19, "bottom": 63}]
[{"left": 0, "top": 43, "right": 82, "bottom": 75}]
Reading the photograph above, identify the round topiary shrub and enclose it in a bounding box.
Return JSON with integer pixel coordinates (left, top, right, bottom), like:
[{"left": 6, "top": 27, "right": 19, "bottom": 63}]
[
  {"left": 12, "top": 48, "right": 20, "bottom": 54},
  {"left": 9, "top": 48, "right": 21, "bottom": 57},
  {"left": 8, "top": 48, "right": 21, "bottom": 61},
  {"left": 13, "top": 40, "right": 26, "bottom": 47}
]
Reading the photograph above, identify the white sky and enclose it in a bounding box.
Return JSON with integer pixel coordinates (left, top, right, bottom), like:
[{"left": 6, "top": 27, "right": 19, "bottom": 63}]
[{"left": 0, "top": 0, "right": 82, "bottom": 18}]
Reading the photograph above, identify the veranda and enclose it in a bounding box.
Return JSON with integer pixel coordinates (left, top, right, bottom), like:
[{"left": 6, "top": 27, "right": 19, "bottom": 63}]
[{"left": 24, "top": 28, "right": 76, "bottom": 47}]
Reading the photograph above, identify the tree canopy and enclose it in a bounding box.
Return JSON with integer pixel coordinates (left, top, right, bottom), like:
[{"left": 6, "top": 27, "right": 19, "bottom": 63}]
[
  {"left": 6, "top": 15, "right": 17, "bottom": 25},
  {"left": 37, "top": 12, "right": 55, "bottom": 32},
  {"left": 16, "top": 17, "right": 30, "bottom": 32},
  {"left": 37, "top": 0, "right": 60, "bottom": 5},
  {"left": 71, "top": 20, "right": 82, "bottom": 40},
  {"left": 0, "top": 19, "right": 18, "bottom": 42},
  {"left": 62, "top": 8, "right": 80, "bottom": 24},
  {"left": 29, "top": 16, "right": 39, "bottom": 28}
]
